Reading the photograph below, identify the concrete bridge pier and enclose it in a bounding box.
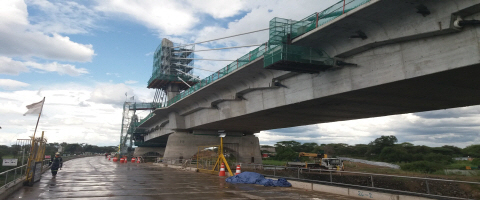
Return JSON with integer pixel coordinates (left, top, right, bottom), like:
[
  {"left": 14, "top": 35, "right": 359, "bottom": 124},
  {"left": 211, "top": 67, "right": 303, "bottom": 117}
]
[
  {"left": 133, "top": 147, "right": 165, "bottom": 157},
  {"left": 163, "top": 131, "right": 262, "bottom": 164}
]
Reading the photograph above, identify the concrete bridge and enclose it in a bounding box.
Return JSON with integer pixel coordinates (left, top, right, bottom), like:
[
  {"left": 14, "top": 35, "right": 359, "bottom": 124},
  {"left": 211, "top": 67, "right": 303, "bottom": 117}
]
[{"left": 134, "top": 0, "right": 480, "bottom": 163}]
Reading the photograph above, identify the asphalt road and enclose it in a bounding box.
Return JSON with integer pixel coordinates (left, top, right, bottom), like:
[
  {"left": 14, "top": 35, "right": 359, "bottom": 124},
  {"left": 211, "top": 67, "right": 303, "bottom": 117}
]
[{"left": 7, "top": 156, "right": 358, "bottom": 199}]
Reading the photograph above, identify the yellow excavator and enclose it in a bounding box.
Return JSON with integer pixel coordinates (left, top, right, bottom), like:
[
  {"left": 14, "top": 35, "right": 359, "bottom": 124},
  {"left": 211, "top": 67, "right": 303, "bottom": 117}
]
[{"left": 287, "top": 151, "right": 344, "bottom": 170}]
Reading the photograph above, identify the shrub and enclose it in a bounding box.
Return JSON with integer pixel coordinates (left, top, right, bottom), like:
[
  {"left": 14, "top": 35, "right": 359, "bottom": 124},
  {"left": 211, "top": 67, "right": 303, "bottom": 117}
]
[
  {"left": 400, "top": 161, "right": 444, "bottom": 173},
  {"left": 424, "top": 153, "right": 453, "bottom": 165},
  {"left": 472, "top": 158, "right": 480, "bottom": 166}
]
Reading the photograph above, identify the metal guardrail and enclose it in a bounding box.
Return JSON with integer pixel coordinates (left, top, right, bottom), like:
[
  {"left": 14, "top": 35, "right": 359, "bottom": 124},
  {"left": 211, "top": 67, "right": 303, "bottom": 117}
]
[
  {"left": 0, "top": 155, "right": 90, "bottom": 191},
  {"left": 0, "top": 159, "right": 49, "bottom": 190},
  {"left": 237, "top": 164, "right": 480, "bottom": 200},
  {"left": 0, "top": 164, "right": 27, "bottom": 190}
]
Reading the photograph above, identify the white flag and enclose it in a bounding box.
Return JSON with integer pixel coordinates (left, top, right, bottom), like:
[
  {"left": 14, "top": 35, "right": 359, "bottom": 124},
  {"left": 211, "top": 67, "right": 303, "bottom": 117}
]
[{"left": 23, "top": 99, "right": 44, "bottom": 116}]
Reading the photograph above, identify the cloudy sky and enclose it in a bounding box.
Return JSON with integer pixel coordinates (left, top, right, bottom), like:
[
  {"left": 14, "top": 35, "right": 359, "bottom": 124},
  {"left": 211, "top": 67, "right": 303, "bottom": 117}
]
[{"left": 1, "top": 0, "right": 479, "bottom": 148}]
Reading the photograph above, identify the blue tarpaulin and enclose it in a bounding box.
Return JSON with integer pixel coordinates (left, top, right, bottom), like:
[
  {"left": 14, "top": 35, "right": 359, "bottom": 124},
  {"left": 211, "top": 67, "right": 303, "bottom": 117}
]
[{"left": 225, "top": 172, "right": 291, "bottom": 187}]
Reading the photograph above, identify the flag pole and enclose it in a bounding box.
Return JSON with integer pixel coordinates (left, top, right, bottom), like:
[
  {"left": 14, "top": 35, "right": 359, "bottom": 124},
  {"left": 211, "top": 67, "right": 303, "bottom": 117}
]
[{"left": 33, "top": 97, "right": 45, "bottom": 137}]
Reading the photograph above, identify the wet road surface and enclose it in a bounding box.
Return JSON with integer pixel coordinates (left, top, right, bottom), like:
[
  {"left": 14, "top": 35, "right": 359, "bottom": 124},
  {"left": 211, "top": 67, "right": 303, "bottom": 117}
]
[{"left": 8, "top": 156, "right": 359, "bottom": 199}]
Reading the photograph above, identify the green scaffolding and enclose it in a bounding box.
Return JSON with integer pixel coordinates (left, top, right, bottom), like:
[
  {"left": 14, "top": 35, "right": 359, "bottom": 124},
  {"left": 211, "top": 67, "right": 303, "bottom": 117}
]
[
  {"left": 264, "top": 17, "right": 335, "bottom": 72},
  {"left": 264, "top": 44, "right": 334, "bottom": 71},
  {"left": 147, "top": 39, "right": 199, "bottom": 90}
]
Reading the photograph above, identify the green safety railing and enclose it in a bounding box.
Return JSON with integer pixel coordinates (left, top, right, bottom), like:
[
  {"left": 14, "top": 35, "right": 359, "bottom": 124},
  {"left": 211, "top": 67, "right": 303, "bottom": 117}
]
[
  {"left": 166, "top": 43, "right": 268, "bottom": 106},
  {"left": 291, "top": 0, "right": 371, "bottom": 39},
  {"left": 263, "top": 44, "right": 334, "bottom": 68},
  {"left": 138, "top": 112, "right": 155, "bottom": 126},
  {"left": 139, "top": 0, "right": 370, "bottom": 123},
  {"left": 128, "top": 102, "right": 162, "bottom": 110}
]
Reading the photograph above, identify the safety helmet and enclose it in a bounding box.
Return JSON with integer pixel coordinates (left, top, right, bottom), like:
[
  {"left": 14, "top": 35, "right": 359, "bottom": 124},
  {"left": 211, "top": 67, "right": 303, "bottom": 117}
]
[{"left": 55, "top": 152, "right": 60, "bottom": 155}]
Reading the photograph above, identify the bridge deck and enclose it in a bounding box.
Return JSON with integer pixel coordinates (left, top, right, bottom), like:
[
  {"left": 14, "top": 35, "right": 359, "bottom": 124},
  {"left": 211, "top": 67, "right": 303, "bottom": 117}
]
[{"left": 8, "top": 157, "right": 359, "bottom": 199}]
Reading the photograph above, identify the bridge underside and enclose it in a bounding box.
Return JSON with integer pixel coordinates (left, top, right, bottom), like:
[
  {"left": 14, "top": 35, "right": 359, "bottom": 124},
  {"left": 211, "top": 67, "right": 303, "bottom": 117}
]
[{"left": 191, "top": 64, "right": 480, "bottom": 132}]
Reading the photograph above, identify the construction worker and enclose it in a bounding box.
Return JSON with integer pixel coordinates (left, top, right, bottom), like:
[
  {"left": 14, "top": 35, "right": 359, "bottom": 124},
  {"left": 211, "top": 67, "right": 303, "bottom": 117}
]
[{"left": 49, "top": 152, "right": 63, "bottom": 178}]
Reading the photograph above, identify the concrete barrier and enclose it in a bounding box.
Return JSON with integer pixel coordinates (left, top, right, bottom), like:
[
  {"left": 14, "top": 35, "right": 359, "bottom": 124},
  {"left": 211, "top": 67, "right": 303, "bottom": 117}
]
[
  {"left": 152, "top": 163, "right": 167, "bottom": 167},
  {"left": 349, "top": 189, "right": 399, "bottom": 200},
  {"left": 288, "top": 180, "right": 313, "bottom": 190},
  {"left": 398, "top": 195, "right": 432, "bottom": 200},
  {"left": 186, "top": 167, "right": 198, "bottom": 172},
  {"left": 312, "top": 184, "right": 349, "bottom": 196},
  {"left": 168, "top": 165, "right": 183, "bottom": 169},
  {"left": 154, "top": 163, "right": 199, "bottom": 172},
  {"left": 0, "top": 179, "right": 25, "bottom": 200},
  {"left": 265, "top": 177, "right": 432, "bottom": 200}
]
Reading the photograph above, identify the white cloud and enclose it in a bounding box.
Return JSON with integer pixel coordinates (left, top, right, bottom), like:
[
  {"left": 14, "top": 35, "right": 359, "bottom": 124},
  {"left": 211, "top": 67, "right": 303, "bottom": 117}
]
[
  {"left": 188, "top": 0, "right": 245, "bottom": 19},
  {"left": 106, "top": 73, "right": 120, "bottom": 77},
  {"left": 95, "top": 0, "right": 199, "bottom": 35},
  {"left": 0, "top": 79, "right": 30, "bottom": 90},
  {"left": 0, "top": 0, "right": 94, "bottom": 62},
  {"left": 89, "top": 83, "right": 134, "bottom": 105},
  {"left": 27, "top": 61, "right": 88, "bottom": 76},
  {"left": 26, "top": 0, "right": 98, "bottom": 34},
  {"left": 0, "top": 56, "right": 88, "bottom": 76},
  {"left": 0, "top": 56, "right": 29, "bottom": 75},
  {"left": 94, "top": 0, "right": 247, "bottom": 36},
  {"left": 257, "top": 107, "right": 480, "bottom": 148},
  {"left": 125, "top": 80, "right": 138, "bottom": 84},
  {"left": 0, "top": 82, "right": 153, "bottom": 146}
]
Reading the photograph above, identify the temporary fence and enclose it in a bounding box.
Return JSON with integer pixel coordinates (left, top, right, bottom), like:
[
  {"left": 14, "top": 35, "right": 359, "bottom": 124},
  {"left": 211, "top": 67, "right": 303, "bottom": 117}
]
[{"left": 238, "top": 164, "right": 480, "bottom": 200}]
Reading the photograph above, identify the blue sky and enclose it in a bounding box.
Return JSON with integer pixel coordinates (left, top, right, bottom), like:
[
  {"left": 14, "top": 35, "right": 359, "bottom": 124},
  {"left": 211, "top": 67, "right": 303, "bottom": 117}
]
[{"left": 1, "top": 0, "right": 479, "bottom": 148}]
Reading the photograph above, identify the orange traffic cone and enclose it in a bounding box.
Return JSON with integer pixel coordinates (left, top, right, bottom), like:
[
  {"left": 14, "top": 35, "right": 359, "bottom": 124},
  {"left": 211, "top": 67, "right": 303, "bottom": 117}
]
[
  {"left": 219, "top": 163, "right": 226, "bottom": 176},
  {"left": 131, "top": 157, "right": 136, "bottom": 163},
  {"left": 108, "top": 155, "right": 111, "bottom": 161},
  {"left": 235, "top": 165, "right": 241, "bottom": 175},
  {"left": 113, "top": 157, "right": 118, "bottom": 162},
  {"left": 137, "top": 157, "right": 141, "bottom": 163}
]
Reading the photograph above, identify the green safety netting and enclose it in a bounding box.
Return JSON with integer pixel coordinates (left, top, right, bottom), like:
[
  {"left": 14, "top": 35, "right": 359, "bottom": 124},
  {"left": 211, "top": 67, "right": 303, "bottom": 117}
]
[
  {"left": 139, "top": 0, "right": 370, "bottom": 121},
  {"left": 264, "top": 44, "right": 334, "bottom": 69},
  {"left": 148, "top": 39, "right": 197, "bottom": 89}
]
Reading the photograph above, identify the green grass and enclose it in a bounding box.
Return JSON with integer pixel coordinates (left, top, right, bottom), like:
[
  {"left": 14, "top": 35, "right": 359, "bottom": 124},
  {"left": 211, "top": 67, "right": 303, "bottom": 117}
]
[
  {"left": 262, "top": 159, "right": 287, "bottom": 166},
  {"left": 2, "top": 155, "right": 16, "bottom": 159},
  {"left": 445, "top": 160, "right": 474, "bottom": 169}
]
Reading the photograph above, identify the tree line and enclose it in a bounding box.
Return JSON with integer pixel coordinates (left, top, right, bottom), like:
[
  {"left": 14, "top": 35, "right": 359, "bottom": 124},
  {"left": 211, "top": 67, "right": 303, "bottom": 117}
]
[{"left": 264, "top": 135, "right": 480, "bottom": 173}]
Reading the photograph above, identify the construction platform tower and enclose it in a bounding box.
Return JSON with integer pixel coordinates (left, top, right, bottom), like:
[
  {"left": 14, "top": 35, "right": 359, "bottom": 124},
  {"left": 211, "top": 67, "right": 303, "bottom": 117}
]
[
  {"left": 148, "top": 38, "right": 199, "bottom": 104},
  {"left": 119, "top": 38, "right": 199, "bottom": 155}
]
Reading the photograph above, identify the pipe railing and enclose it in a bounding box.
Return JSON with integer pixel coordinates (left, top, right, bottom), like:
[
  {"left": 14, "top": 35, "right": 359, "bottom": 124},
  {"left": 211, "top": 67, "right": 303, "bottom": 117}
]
[{"left": 237, "top": 163, "right": 479, "bottom": 200}]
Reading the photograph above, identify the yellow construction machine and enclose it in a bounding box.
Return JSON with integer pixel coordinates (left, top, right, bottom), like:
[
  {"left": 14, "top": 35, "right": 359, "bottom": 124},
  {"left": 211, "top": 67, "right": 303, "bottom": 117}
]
[{"left": 288, "top": 151, "right": 344, "bottom": 170}]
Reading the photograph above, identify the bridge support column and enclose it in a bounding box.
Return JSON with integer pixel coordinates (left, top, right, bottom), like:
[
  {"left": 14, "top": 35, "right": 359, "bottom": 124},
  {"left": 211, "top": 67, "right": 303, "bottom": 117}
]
[{"left": 163, "top": 132, "right": 262, "bottom": 164}]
